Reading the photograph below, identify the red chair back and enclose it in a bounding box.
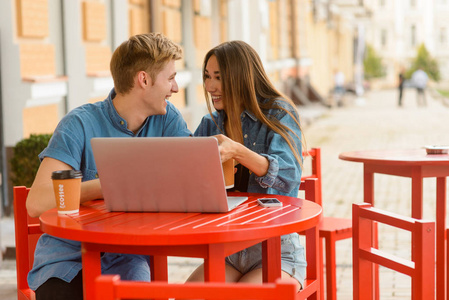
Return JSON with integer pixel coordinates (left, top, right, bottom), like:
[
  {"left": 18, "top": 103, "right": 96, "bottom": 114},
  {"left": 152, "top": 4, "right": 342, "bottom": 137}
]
[
  {"left": 95, "top": 275, "right": 297, "bottom": 300},
  {"left": 352, "top": 203, "right": 435, "bottom": 300},
  {"left": 14, "top": 186, "right": 43, "bottom": 300},
  {"left": 298, "top": 178, "right": 321, "bottom": 300},
  {"left": 301, "top": 148, "right": 322, "bottom": 205}
]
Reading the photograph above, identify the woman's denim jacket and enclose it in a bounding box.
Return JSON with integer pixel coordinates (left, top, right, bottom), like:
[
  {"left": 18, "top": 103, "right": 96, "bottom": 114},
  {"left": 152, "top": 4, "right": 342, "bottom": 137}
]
[{"left": 194, "top": 99, "right": 303, "bottom": 197}]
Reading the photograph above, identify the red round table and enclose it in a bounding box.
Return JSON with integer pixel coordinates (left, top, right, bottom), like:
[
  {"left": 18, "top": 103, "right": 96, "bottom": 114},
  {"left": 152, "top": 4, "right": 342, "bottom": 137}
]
[
  {"left": 339, "top": 148, "right": 449, "bottom": 300},
  {"left": 39, "top": 192, "right": 322, "bottom": 300}
]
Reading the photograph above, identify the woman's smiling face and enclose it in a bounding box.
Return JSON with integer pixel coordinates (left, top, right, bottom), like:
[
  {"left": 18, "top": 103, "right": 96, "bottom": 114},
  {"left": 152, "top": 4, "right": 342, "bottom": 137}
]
[{"left": 204, "top": 55, "right": 224, "bottom": 111}]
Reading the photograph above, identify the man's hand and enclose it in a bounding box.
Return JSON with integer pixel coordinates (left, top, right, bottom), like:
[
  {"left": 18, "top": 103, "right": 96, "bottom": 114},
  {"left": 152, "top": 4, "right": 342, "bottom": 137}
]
[{"left": 26, "top": 157, "right": 103, "bottom": 217}]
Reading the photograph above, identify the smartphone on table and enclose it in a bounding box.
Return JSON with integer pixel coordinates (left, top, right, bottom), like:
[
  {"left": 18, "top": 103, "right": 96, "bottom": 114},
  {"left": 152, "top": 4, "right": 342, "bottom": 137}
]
[{"left": 257, "top": 198, "right": 283, "bottom": 207}]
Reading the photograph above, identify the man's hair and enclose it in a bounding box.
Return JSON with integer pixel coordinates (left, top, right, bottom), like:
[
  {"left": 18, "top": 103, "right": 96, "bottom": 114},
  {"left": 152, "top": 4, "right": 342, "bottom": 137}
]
[{"left": 110, "top": 33, "right": 183, "bottom": 94}]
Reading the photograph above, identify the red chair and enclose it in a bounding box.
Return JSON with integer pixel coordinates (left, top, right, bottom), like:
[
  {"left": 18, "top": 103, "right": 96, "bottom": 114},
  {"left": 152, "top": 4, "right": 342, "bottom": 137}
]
[
  {"left": 447, "top": 228, "right": 449, "bottom": 300},
  {"left": 13, "top": 186, "right": 43, "bottom": 300},
  {"left": 298, "top": 178, "right": 321, "bottom": 300},
  {"left": 95, "top": 274, "right": 297, "bottom": 300},
  {"left": 352, "top": 203, "right": 435, "bottom": 299},
  {"left": 301, "top": 148, "right": 352, "bottom": 300}
]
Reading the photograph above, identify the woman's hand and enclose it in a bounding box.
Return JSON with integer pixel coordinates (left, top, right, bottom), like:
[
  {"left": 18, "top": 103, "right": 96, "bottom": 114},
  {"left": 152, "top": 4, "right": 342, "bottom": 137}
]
[
  {"left": 214, "top": 134, "right": 237, "bottom": 162},
  {"left": 213, "top": 134, "right": 269, "bottom": 177}
]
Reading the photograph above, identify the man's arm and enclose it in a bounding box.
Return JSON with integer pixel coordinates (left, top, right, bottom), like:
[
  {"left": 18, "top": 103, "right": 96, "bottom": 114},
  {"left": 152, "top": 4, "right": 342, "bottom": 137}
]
[{"left": 26, "top": 157, "right": 103, "bottom": 217}]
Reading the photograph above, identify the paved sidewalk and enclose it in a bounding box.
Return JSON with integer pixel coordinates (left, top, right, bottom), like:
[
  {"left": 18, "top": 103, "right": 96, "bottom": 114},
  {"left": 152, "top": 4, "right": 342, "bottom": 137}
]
[
  {"left": 302, "top": 88, "right": 449, "bottom": 299},
  {"left": 1, "top": 87, "right": 448, "bottom": 299}
]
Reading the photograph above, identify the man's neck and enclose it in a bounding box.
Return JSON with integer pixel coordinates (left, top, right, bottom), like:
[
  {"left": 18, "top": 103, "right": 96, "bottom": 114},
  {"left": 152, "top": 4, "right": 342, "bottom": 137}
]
[{"left": 112, "top": 92, "right": 149, "bottom": 134}]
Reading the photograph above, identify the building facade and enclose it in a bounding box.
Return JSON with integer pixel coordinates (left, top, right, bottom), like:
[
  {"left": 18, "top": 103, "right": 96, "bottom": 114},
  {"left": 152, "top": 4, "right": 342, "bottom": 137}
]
[
  {"left": 364, "top": 0, "right": 449, "bottom": 87},
  {"left": 0, "top": 0, "right": 362, "bottom": 215}
]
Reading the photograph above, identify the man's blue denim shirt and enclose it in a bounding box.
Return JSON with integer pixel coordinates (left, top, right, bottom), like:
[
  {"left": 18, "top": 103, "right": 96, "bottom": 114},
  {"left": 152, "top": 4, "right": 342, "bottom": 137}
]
[
  {"left": 28, "top": 89, "right": 191, "bottom": 290},
  {"left": 194, "top": 99, "right": 303, "bottom": 197}
]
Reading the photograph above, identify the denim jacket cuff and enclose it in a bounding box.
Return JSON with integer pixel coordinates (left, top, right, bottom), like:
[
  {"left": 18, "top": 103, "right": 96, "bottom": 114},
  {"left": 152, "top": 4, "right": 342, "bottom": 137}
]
[{"left": 255, "top": 154, "right": 279, "bottom": 188}]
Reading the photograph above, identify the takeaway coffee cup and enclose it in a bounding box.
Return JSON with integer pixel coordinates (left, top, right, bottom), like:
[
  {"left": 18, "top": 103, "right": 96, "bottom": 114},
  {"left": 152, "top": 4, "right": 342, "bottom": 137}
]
[
  {"left": 222, "top": 159, "right": 235, "bottom": 189},
  {"left": 52, "top": 170, "right": 83, "bottom": 214}
]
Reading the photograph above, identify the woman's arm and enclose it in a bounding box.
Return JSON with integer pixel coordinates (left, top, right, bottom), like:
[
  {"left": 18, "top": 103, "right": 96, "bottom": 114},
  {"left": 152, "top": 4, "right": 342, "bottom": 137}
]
[
  {"left": 214, "top": 134, "right": 269, "bottom": 177},
  {"left": 26, "top": 157, "right": 102, "bottom": 217}
]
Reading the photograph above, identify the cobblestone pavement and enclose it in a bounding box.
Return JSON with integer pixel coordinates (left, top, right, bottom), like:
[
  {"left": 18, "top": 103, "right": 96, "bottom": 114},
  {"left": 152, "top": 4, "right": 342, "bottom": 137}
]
[
  {"left": 302, "top": 87, "right": 449, "bottom": 299},
  {"left": 1, "top": 87, "right": 448, "bottom": 299}
]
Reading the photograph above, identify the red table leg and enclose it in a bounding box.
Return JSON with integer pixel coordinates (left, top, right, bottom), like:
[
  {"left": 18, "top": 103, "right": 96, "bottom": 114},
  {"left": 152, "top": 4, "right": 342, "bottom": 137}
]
[
  {"left": 204, "top": 244, "right": 226, "bottom": 282},
  {"left": 363, "top": 167, "right": 374, "bottom": 205},
  {"left": 411, "top": 168, "right": 424, "bottom": 219},
  {"left": 436, "top": 177, "right": 447, "bottom": 300},
  {"left": 81, "top": 244, "right": 101, "bottom": 300},
  {"left": 151, "top": 255, "right": 168, "bottom": 281},
  {"left": 363, "top": 167, "right": 379, "bottom": 300},
  {"left": 306, "top": 226, "right": 320, "bottom": 300},
  {"left": 262, "top": 237, "right": 281, "bottom": 283}
]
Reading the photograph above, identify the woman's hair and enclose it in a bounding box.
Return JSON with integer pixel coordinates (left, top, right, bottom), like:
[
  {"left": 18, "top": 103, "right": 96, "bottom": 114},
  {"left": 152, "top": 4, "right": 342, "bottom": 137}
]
[
  {"left": 202, "top": 40, "right": 304, "bottom": 168},
  {"left": 110, "top": 32, "right": 183, "bottom": 94}
]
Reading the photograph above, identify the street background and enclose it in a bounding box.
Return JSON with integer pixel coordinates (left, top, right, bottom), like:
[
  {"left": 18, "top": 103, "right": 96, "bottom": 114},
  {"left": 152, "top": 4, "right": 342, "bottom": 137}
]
[{"left": 1, "top": 87, "right": 448, "bottom": 299}]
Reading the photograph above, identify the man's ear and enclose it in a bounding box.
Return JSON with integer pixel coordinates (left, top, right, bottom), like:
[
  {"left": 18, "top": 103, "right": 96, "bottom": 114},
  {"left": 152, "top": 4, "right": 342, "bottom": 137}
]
[{"left": 137, "top": 71, "right": 150, "bottom": 87}]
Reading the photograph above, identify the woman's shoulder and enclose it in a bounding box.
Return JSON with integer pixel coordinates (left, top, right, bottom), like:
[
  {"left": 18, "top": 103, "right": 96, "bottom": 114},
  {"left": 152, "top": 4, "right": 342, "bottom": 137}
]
[
  {"left": 194, "top": 112, "right": 222, "bottom": 136},
  {"left": 263, "top": 97, "right": 298, "bottom": 117},
  {"left": 201, "top": 111, "right": 218, "bottom": 120}
]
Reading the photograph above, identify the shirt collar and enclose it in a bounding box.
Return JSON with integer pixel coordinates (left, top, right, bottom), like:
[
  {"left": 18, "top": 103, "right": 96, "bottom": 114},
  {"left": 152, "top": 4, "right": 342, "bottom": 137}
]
[
  {"left": 242, "top": 109, "right": 257, "bottom": 121},
  {"left": 216, "top": 109, "right": 258, "bottom": 122},
  {"left": 106, "top": 88, "right": 135, "bottom": 135}
]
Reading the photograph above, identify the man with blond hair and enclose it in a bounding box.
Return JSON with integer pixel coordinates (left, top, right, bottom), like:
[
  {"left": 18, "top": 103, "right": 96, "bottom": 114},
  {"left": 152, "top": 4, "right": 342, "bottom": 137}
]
[{"left": 26, "top": 33, "right": 191, "bottom": 300}]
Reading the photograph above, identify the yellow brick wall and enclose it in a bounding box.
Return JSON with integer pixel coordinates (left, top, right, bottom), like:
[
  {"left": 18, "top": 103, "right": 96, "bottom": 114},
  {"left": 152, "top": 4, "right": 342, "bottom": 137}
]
[
  {"left": 169, "top": 89, "right": 186, "bottom": 109},
  {"left": 22, "top": 104, "right": 59, "bottom": 137},
  {"left": 82, "top": 0, "right": 110, "bottom": 75},
  {"left": 220, "top": 0, "right": 228, "bottom": 43},
  {"left": 269, "top": 1, "right": 279, "bottom": 61},
  {"left": 82, "top": 1, "right": 107, "bottom": 41},
  {"left": 157, "top": 0, "right": 186, "bottom": 107},
  {"left": 16, "top": 0, "right": 56, "bottom": 79},
  {"left": 197, "top": 84, "right": 206, "bottom": 105},
  {"left": 128, "top": 0, "right": 150, "bottom": 36},
  {"left": 85, "top": 45, "right": 112, "bottom": 76},
  {"left": 19, "top": 43, "right": 56, "bottom": 79},
  {"left": 16, "top": 0, "right": 49, "bottom": 38},
  {"left": 194, "top": 16, "right": 212, "bottom": 67}
]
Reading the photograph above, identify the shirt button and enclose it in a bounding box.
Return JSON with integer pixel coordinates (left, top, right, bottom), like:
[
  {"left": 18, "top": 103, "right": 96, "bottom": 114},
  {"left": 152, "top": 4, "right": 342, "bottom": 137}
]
[
  {"left": 95, "top": 173, "right": 99, "bottom": 178},
  {"left": 253, "top": 142, "right": 256, "bottom": 146},
  {"left": 244, "top": 134, "right": 248, "bottom": 138},
  {"left": 120, "top": 121, "right": 124, "bottom": 125}
]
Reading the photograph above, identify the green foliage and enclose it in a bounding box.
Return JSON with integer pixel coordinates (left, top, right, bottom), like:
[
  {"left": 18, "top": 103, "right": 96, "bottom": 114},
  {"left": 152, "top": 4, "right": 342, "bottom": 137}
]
[
  {"left": 363, "top": 44, "right": 385, "bottom": 79},
  {"left": 437, "top": 89, "right": 449, "bottom": 98},
  {"left": 405, "top": 44, "right": 440, "bottom": 81},
  {"left": 10, "top": 134, "right": 52, "bottom": 187}
]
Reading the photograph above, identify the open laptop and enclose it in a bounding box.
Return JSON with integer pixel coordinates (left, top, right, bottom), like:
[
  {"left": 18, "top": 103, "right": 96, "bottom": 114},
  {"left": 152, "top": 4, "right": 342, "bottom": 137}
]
[{"left": 91, "top": 137, "right": 248, "bottom": 213}]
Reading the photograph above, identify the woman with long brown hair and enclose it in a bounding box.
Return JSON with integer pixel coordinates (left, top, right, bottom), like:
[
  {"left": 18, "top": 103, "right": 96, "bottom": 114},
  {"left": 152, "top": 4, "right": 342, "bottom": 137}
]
[{"left": 188, "top": 41, "right": 306, "bottom": 289}]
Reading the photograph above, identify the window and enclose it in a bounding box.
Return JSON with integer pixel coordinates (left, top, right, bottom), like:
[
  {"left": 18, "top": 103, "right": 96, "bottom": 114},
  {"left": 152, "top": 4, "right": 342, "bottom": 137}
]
[
  {"left": 411, "top": 25, "right": 416, "bottom": 47},
  {"left": 381, "top": 29, "right": 387, "bottom": 47},
  {"left": 410, "top": 0, "right": 416, "bottom": 8},
  {"left": 440, "top": 27, "right": 447, "bottom": 46},
  {"left": 379, "top": 0, "right": 386, "bottom": 7}
]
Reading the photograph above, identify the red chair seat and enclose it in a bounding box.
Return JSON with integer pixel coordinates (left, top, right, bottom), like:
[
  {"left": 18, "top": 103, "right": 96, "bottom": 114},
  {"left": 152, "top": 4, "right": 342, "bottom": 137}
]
[
  {"left": 301, "top": 148, "right": 352, "bottom": 300},
  {"left": 14, "top": 186, "right": 42, "bottom": 300},
  {"left": 95, "top": 275, "right": 297, "bottom": 300},
  {"left": 319, "top": 217, "right": 352, "bottom": 235}
]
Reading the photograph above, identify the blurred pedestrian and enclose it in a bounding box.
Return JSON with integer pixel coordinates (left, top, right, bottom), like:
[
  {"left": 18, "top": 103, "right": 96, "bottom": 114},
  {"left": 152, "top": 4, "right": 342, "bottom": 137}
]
[
  {"left": 398, "top": 69, "right": 405, "bottom": 107},
  {"left": 333, "top": 70, "right": 345, "bottom": 107},
  {"left": 411, "top": 68, "right": 428, "bottom": 106}
]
